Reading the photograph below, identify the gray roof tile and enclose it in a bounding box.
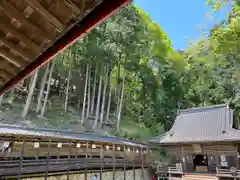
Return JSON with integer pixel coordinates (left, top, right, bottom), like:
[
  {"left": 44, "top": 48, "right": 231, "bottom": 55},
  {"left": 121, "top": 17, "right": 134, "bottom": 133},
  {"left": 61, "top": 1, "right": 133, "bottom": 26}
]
[
  {"left": 150, "top": 104, "right": 240, "bottom": 144},
  {"left": 0, "top": 124, "right": 149, "bottom": 147}
]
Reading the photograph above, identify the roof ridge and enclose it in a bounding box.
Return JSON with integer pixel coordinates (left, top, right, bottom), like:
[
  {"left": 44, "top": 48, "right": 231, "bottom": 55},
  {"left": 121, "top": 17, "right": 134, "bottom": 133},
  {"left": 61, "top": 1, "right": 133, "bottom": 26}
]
[{"left": 180, "top": 104, "right": 228, "bottom": 114}]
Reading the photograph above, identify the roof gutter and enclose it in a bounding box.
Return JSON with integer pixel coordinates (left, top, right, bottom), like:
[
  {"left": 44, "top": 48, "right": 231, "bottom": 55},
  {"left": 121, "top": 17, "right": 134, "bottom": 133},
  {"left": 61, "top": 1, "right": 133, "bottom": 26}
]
[{"left": 0, "top": 0, "right": 130, "bottom": 96}]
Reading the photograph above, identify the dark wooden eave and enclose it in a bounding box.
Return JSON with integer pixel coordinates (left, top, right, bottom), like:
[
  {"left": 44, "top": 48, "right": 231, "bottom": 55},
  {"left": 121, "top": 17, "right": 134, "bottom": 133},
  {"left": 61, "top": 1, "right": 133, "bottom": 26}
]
[{"left": 0, "top": 0, "right": 130, "bottom": 96}]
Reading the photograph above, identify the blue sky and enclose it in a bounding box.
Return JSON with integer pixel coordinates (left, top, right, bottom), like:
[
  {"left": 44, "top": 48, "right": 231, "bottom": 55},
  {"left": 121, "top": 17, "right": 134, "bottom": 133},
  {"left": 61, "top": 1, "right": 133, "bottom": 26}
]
[{"left": 134, "top": 0, "right": 232, "bottom": 50}]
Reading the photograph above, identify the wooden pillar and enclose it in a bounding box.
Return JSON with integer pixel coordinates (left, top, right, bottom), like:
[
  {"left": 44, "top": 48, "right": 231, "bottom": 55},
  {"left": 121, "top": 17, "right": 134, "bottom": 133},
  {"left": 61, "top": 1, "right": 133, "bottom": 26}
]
[
  {"left": 67, "top": 141, "right": 72, "bottom": 180},
  {"left": 85, "top": 141, "right": 88, "bottom": 180},
  {"left": 44, "top": 138, "right": 51, "bottom": 180},
  {"left": 3, "top": 138, "right": 14, "bottom": 162},
  {"left": 112, "top": 144, "right": 116, "bottom": 180},
  {"left": 35, "top": 140, "right": 40, "bottom": 160},
  {"left": 169, "top": 154, "right": 173, "bottom": 164},
  {"left": 100, "top": 144, "right": 103, "bottom": 180},
  {"left": 141, "top": 147, "right": 144, "bottom": 179},
  {"left": 17, "top": 137, "right": 26, "bottom": 180},
  {"left": 124, "top": 146, "right": 126, "bottom": 180},
  {"left": 9, "top": 139, "right": 13, "bottom": 163},
  {"left": 148, "top": 148, "right": 152, "bottom": 180},
  {"left": 133, "top": 147, "right": 136, "bottom": 180},
  {"left": 236, "top": 145, "right": 240, "bottom": 169},
  {"left": 215, "top": 153, "right": 219, "bottom": 167},
  {"left": 181, "top": 145, "right": 186, "bottom": 172},
  {"left": 237, "top": 154, "right": 240, "bottom": 169},
  {"left": 236, "top": 152, "right": 240, "bottom": 169},
  {"left": 57, "top": 141, "right": 61, "bottom": 160}
]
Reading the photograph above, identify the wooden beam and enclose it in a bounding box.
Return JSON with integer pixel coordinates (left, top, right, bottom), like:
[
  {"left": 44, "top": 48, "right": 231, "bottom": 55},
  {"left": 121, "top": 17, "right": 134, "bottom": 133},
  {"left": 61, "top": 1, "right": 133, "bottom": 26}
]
[
  {"left": 0, "top": 48, "right": 26, "bottom": 68},
  {"left": 24, "top": 0, "right": 64, "bottom": 31},
  {"left": 80, "top": 0, "right": 87, "bottom": 15},
  {"left": 0, "top": 35, "right": 34, "bottom": 62},
  {"left": 0, "top": 0, "right": 131, "bottom": 96},
  {"left": 0, "top": 24, "right": 39, "bottom": 53},
  {"left": 0, "top": 0, "right": 52, "bottom": 42},
  {"left": 0, "top": 24, "right": 30, "bottom": 44},
  {"left": 64, "top": 0, "right": 81, "bottom": 17},
  {"left": 0, "top": 69, "right": 12, "bottom": 80},
  {"left": 0, "top": 76, "right": 5, "bottom": 85},
  {"left": 0, "top": 60, "right": 20, "bottom": 74},
  {"left": 84, "top": 0, "right": 101, "bottom": 13}
]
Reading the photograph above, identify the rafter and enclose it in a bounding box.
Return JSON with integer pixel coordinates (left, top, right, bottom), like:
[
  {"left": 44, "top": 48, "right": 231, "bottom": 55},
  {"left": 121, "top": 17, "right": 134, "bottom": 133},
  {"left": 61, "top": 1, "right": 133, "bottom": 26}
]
[
  {"left": 0, "top": 76, "right": 5, "bottom": 85},
  {"left": 85, "top": 0, "right": 101, "bottom": 12},
  {"left": 80, "top": 0, "right": 87, "bottom": 15},
  {"left": 0, "top": 60, "right": 20, "bottom": 74},
  {"left": 0, "top": 0, "right": 52, "bottom": 42},
  {"left": 0, "top": 24, "right": 39, "bottom": 53},
  {"left": 25, "top": 0, "right": 64, "bottom": 31},
  {"left": 0, "top": 35, "right": 35, "bottom": 62},
  {"left": 0, "top": 48, "right": 26, "bottom": 68},
  {"left": 64, "top": 0, "right": 81, "bottom": 17},
  {"left": 0, "top": 69, "right": 12, "bottom": 80}
]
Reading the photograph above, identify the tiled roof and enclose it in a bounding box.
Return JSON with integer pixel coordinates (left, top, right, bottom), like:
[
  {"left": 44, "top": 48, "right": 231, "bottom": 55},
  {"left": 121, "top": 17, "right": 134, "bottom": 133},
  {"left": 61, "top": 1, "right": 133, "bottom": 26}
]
[
  {"left": 0, "top": 124, "right": 149, "bottom": 148},
  {"left": 150, "top": 104, "right": 240, "bottom": 144}
]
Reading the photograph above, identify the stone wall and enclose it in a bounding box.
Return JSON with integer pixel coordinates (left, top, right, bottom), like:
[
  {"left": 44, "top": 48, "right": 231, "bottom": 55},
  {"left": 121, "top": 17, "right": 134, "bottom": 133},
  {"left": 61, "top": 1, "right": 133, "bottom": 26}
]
[{"left": 24, "top": 169, "right": 150, "bottom": 180}]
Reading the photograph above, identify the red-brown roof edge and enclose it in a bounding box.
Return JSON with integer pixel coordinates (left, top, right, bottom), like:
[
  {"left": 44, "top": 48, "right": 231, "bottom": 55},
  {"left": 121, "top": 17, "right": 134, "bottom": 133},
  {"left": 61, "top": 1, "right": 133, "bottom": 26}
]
[{"left": 0, "top": 0, "right": 130, "bottom": 96}]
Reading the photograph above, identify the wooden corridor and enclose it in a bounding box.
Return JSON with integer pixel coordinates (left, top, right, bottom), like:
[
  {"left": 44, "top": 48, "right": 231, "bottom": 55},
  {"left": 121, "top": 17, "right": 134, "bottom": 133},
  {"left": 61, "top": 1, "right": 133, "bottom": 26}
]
[{"left": 0, "top": 124, "right": 151, "bottom": 179}]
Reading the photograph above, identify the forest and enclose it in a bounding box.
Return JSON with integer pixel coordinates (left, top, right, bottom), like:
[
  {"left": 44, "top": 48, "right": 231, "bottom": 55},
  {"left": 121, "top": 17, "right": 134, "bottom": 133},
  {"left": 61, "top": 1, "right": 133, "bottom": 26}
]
[{"left": 0, "top": 1, "right": 239, "bottom": 142}]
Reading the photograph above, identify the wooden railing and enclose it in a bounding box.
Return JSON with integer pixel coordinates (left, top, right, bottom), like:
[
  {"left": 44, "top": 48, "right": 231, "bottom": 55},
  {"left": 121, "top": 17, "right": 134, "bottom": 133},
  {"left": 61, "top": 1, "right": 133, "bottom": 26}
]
[
  {"left": 0, "top": 158, "right": 146, "bottom": 176},
  {"left": 155, "top": 164, "right": 183, "bottom": 174},
  {"left": 154, "top": 164, "right": 183, "bottom": 180},
  {"left": 216, "top": 167, "right": 240, "bottom": 178},
  {"left": 168, "top": 166, "right": 183, "bottom": 174}
]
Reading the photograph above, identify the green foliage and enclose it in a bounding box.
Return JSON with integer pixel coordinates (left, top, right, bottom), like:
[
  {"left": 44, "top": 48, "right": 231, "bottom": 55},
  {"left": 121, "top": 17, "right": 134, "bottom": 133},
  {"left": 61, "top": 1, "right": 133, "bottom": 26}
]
[{"left": 3, "top": 2, "right": 240, "bottom": 143}]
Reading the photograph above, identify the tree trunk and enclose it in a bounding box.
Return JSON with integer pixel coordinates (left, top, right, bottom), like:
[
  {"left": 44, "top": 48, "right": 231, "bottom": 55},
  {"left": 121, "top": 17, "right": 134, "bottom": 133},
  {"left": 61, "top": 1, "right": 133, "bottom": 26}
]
[
  {"left": 0, "top": 95, "right": 3, "bottom": 106},
  {"left": 64, "top": 68, "right": 71, "bottom": 112},
  {"left": 57, "top": 55, "right": 65, "bottom": 98},
  {"left": 116, "top": 76, "right": 125, "bottom": 130},
  {"left": 58, "top": 75, "right": 62, "bottom": 97},
  {"left": 106, "top": 70, "right": 113, "bottom": 122},
  {"left": 116, "top": 60, "right": 121, "bottom": 118},
  {"left": 8, "top": 88, "right": 15, "bottom": 104},
  {"left": 77, "top": 98, "right": 81, "bottom": 109},
  {"left": 28, "top": 75, "right": 33, "bottom": 91},
  {"left": 40, "top": 61, "right": 55, "bottom": 117},
  {"left": 21, "top": 70, "right": 39, "bottom": 118},
  {"left": 90, "top": 62, "right": 98, "bottom": 115},
  {"left": 93, "top": 74, "right": 103, "bottom": 129},
  {"left": 36, "top": 64, "right": 50, "bottom": 113},
  {"left": 99, "top": 64, "right": 109, "bottom": 127},
  {"left": 86, "top": 64, "right": 91, "bottom": 118},
  {"left": 81, "top": 63, "right": 89, "bottom": 124}
]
